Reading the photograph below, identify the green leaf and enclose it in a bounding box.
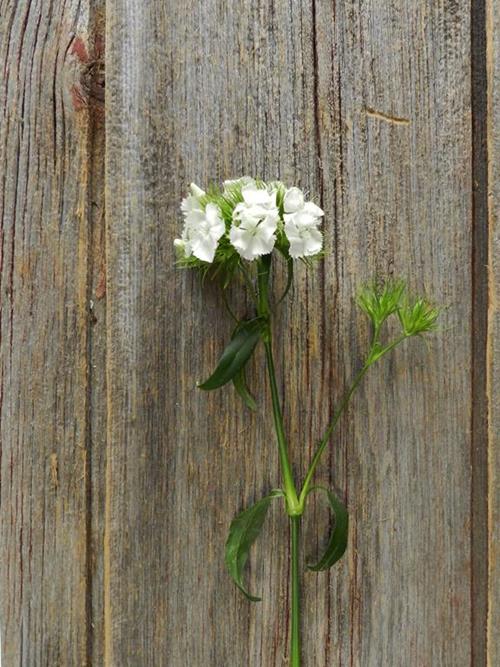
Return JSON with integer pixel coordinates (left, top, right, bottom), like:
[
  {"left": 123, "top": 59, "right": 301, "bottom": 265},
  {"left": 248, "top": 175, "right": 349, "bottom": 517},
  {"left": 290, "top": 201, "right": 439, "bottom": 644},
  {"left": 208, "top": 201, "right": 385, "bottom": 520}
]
[
  {"left": 198, "top": 318, "right": 264, "bottom": 391},
  {"left": 225, "top": 490, "right": 284, "bottom": 601},
  {"left": 306, "top": 486, "right": 348, "bottom": 571},
  {"left": 276, "top": 255, "right": 294, "bottom": 305},
  {"left": 232, "top": 366, "right": 257, "bottom": 411}
]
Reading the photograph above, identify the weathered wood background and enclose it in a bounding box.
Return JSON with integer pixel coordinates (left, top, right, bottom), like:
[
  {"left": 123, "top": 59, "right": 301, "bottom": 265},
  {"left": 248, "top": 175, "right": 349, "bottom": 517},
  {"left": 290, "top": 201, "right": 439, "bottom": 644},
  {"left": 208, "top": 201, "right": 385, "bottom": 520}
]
[{"left": 0, "top": 1, "right": 498, "bottom": 665}]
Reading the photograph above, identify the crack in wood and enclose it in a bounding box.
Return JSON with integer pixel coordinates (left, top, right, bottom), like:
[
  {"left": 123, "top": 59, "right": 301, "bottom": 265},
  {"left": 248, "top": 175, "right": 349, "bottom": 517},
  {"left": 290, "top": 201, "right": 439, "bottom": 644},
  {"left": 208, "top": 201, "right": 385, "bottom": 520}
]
[{"left": 365, "top": 106, "right": 410, "bottom": 126}]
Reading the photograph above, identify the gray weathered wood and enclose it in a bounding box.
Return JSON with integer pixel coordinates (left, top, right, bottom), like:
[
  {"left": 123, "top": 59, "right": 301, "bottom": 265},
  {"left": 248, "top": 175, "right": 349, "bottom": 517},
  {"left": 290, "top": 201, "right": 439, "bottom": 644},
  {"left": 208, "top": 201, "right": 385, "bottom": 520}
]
[
  {"left": 0, "top": 1, "right": 105, "bottom": 664},
  {"left": 104, "top": 1, "right": 480, "bottom": 665},
  {"left": 487, "top": 0, "right": 500, "bottom": 663},
  {"left": 312, "top": 2, "right": 474, "bottom": 664},
  {"left": 1, "top": 0, "right": 496, "bottom": 664}
]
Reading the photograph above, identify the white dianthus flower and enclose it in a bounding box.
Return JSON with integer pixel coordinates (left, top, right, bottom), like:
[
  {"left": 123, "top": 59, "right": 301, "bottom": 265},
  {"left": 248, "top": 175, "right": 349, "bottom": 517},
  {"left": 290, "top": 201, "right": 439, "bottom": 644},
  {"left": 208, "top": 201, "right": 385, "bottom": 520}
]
[
  {"left": 175, "top": 184, "right": 225, "bottom": 263},
  {"left": 229, "top": 185, "right": 280, "bottom": 261},
  {"left": 283, "top": 187, "right": 324, "bottom": 258},
  {"left": 283, "top": 186, "right": 305, "bottom": 213},
  {"left": 180, "top": 182, "right": 206, "bottom": 214}
]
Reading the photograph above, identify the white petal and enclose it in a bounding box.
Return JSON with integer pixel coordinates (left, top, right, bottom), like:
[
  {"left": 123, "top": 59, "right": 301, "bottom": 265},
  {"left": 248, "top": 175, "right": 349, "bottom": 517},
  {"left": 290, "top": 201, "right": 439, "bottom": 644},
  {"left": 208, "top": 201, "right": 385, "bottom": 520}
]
[
  {"left": 302, "top": 201, "right": 324, "bottom": 218},
  {"left": 184, "top": 210, "right": 206, "bottom": 227},
  {"left": 189, "top": 183, "right": 205, "bottom": 197},
  {"left": 258, "top": 215, "right": 279, "bottom": 239},
  {"left": 266, "top": 188, "right": 278, "bottom": 208},
  {"left": 204, "top": 204, "right": 225, "bottom": 239},
  {"left": 303, "top": 228, "right": 323, "bottom": 255},
  {"left": 284, "top": 187, "right": 305, "bottom": 213},
  {"left": 191, "top": 235, "right": 217, "bottom": 263},
  {"left": 229, "top": 223, "right": 276, "bottom": 260},
  {"left": 229, "top": 225, "right": 249, "bottom": 253},
  {"left": 284, "top": 219, "right": 300, "bottom": 239},
  {"left": 238, "top": 205, "right": 265, "bottom": 222},
  {"left": 241, "top": 185, "right": 273, "bottom": 208},
  {"left": 287, "top": 239, "right": 305, "bottom": 258},
  {"left": 286, "top": 226, "right": 323, "bottom": 258},
  {"left": 209, "top": 224, "right": 225, "bottom": 244},
  {"left": 232, "top": 202, "right": 246, "bottom": 219},
  {"left": 181, "top": 195, "right": 202, "bottom": 214},
  {"left": 288, "top": 209, "right": 318, "bottom": 228},
  {"left": 234, "top": 211, "right": 258, "bottom": 231},
  {"left": 251, "top": 234, "right": 275, "bottom": 256}
]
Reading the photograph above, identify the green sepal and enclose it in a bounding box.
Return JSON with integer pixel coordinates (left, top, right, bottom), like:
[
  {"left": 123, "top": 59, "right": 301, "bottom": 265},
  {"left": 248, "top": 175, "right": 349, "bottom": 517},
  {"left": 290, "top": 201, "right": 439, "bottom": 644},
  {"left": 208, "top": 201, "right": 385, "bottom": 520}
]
[
  {"left": 198, "top": 318, "right": 265, "bottom": 391},
  {"left": 306, "top": 485, "right": 348, "bottom": 571},
  {"left": 232, "top": 366, "right": 257, "bottom": 411},
  {"left": 225, "top": 489, "right": 284, "bottom": 601}
]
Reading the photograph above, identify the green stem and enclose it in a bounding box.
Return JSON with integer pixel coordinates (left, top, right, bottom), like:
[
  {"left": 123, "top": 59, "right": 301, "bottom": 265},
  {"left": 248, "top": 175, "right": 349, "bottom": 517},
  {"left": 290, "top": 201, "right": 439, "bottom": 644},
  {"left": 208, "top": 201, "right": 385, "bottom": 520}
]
[
  {"left": 299, "top": 365, "right": 368, "bottom": 507},
  {"left": 264, "top": 340, "right": 300, "bottom": 512},
  {"left": 257, "top": 256, "right": 300, "bottom": 514},
  {"left": 256, "top": 255, "right": 302, "bottom": 663},
  {"left": 298, "top": 333, "right": 409, "bottom": 507},
  {"left": 290, "top": 516, "right": 301, "bottom": 667}
]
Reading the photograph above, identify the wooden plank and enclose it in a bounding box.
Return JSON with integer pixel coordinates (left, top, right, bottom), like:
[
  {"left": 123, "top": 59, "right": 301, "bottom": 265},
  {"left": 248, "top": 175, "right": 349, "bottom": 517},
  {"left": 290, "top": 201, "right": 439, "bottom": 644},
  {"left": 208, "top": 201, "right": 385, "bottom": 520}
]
[
  {"left": 105, "top": 3, "right": 476, "bottom": 667},
  {"left": 471, "top": 1, "right": 490, "bottom": 664},
  {"left": 313, "top": 2, "right": 474, "bottom": 664},
  {"left": 487, "top": 0, "right": 500, "bottom": 663},
  {"left": 0, "top": 1, "right": 105, "bottom": 664},
  {"left": 104, "top": 2, "right": 324, "bottom": 664}
]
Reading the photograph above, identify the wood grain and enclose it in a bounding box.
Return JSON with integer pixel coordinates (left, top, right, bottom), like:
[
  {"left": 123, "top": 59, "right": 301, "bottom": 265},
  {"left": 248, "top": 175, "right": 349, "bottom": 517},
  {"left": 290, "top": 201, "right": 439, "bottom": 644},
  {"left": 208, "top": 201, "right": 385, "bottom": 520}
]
[
  {"left": 487, "top": 0, "right": 500, "bottom": 664},
  {"left": 0, "top": 1, "right": 105, "bottom": 664},
  {"left": 104, "top": 1, "right": 479, "bottom": 665},
  {"left": 314, "top": 2, "right": 474, "bottom": 664},
  {"left": 0, "top": 0, "right": 496, "bottom": 664}
]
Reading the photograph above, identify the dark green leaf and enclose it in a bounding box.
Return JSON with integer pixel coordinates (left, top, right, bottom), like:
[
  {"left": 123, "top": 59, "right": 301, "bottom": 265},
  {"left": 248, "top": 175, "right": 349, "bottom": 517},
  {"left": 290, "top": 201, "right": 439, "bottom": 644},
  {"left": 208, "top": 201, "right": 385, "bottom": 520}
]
[
  {"left": 198, "top": 319, "right": 264, "bottom": 390},
  {"left": 306, "top": 486, "right": 348, "bottom": 571},
  {"left": 276, "top": 256, "right": 294, "bottom": 305},
  {"left": 232, "top": 366, "right": 257, "bottom": 411},
  {"left": 225, "top": 490, "right": 284, "bottom": 601}
]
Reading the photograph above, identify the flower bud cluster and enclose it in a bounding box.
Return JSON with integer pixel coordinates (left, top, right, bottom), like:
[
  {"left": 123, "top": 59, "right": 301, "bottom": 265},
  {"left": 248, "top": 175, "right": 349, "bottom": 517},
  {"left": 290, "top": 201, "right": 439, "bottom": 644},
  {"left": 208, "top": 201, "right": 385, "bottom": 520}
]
[
  {"left": 357, "top": 279, "right": 440, "bottom": 338},
  {"left": 174, "top": 177, "right": 324, "bottom": 265}
]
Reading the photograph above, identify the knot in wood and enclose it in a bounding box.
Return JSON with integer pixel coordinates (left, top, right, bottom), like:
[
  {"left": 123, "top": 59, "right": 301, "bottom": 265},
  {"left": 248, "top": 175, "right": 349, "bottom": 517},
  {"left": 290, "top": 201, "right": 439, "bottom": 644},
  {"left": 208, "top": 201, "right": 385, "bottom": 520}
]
[{"left": 80, "top": 59, "right": 105, "bottom": 106}]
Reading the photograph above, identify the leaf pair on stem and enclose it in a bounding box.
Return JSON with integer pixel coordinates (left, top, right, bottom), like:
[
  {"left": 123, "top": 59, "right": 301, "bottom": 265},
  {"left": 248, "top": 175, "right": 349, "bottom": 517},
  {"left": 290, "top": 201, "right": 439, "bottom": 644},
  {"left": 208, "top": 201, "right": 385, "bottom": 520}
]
[
  {"left": 224, "top": 484, "right": 349, "bottom": 601},
  {"left": 198, "top": 275, "right": 439, "bottom": 602}
]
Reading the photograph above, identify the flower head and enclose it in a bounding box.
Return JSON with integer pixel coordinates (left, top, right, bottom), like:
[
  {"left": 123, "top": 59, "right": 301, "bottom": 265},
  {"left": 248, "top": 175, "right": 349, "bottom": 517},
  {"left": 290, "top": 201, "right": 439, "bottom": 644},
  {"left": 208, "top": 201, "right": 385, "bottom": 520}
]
[
  {"left": 174, "top": 179, "right": 325, "bottom": 268},
  {"left": 283, "top": 187, "right": 324, "bottom": 259},
  {"left": 175, "top": 184, "right": 225, "bottom": 263},
  {"left": 229, "top": 185, "right": 280, "bottom": 261}
]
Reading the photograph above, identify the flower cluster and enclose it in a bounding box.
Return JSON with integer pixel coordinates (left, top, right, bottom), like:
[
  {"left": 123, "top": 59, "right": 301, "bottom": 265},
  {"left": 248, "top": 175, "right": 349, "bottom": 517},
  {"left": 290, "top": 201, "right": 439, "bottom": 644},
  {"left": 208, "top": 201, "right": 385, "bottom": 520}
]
[{"left": 174, "top": 177, "right": 324, "bottom": 265}]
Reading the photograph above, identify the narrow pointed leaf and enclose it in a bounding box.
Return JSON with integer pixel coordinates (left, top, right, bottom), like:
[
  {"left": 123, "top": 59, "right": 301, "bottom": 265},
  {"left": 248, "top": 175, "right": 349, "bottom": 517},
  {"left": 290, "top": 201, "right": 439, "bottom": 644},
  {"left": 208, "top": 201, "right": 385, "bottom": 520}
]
[
  {"left": 225, "top": 490, "right": 284, "bottom": 601},
  {"left": 232, "top": 366, "right": 257, "bottom": 410},
  {"left": 276, "top": 256, "right": 294, "bottom": 305},
  {"left": 307, "top": 486, "right": 348, "bottom": 571},
  {"left": 198, "top": 319, "right": 264, "bottom": 390}
]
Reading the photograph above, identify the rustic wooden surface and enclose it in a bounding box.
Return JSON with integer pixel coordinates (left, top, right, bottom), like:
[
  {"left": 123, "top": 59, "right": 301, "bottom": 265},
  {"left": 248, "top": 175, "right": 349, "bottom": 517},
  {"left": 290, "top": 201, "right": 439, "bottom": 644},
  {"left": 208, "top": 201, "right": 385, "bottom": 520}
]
[
  {"left": 0, "top": 0, "right": 497, "bottom": 665},
  {"left": 0, "top": 1, "right": 105, "bottom": 665},
  {"left": 487, "top": 0, "right": 500, "bottom": 664}
]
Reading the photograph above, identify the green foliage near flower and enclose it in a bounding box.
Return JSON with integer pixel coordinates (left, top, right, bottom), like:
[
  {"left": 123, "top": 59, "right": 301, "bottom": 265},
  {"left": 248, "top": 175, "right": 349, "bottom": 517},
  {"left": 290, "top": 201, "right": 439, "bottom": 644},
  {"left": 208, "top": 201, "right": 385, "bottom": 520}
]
[{"left": 175, "top": 177, "right": 440, "bottom": 667}]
